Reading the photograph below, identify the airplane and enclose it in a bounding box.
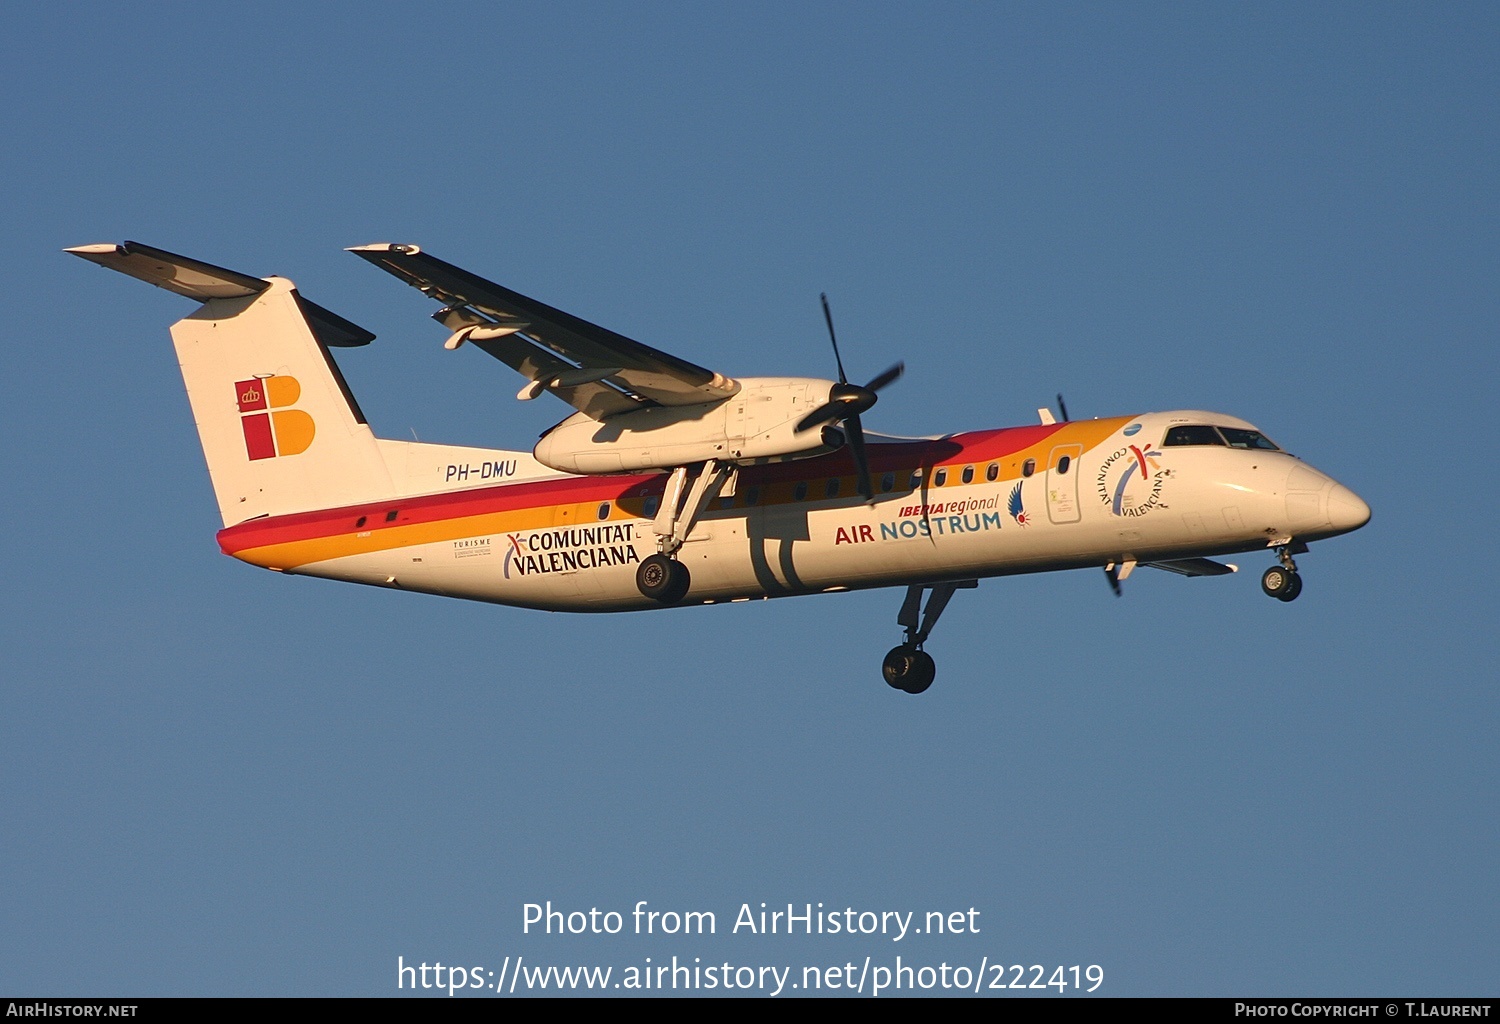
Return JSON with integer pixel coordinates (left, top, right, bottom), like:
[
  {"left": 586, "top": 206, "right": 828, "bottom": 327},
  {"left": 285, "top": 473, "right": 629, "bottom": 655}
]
[{"left": 68, "top": 240, "right": 1371, "bottom": 694}]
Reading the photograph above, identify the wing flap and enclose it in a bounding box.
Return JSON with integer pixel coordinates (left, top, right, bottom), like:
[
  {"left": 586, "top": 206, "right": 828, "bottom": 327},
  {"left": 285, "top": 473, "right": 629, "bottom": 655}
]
[{"left": 464, "top": 330, "right": 640, "bottom": 419}]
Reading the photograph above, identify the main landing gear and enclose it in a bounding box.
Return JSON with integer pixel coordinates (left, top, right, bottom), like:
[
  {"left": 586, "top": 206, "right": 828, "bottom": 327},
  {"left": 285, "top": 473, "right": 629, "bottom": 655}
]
[
  {"left": 634, "top": 459, "right": 732, "bottom": 605},
  {"left": 1260, "top": 541, "right": 1307, "bottom": 602},
  {"left": 636, "top": 554, "right": 691, "bottom": 604},
  {"left": 882, "top": 580, "right": 977, "bottom": 694}
]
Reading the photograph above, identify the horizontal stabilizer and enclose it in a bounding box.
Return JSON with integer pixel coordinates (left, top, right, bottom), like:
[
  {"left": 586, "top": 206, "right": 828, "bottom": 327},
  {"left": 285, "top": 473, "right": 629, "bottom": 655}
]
[
  {"left": 68, "top": 241, "right": 374, "bottom": 346},
  {"left": 295, "top": 295, "right": 375, "bottom": 348},
  {"left": 66, "top": 240, "right": 270, "bottom": 301},
  {"left": 1144, "top": 558, "right": 1238, "bottom": 577}
]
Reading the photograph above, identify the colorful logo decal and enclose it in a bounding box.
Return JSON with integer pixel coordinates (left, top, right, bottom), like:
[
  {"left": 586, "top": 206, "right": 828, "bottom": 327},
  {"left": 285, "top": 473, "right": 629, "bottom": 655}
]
[
  {"left": 896, "top": 496, "right": 998, "bottom": 518},
  {"left": 452, "top": 538, "right": 492, "bottom": 559},
  {"left": 236, "top": 376, "right": 314, "bottom": 461},
  {"left": 502, "top": 524, "right": 639, "bottom": 578},
  {"left": 879, "top": 512, "right": 1003, "bottom": 541},
  {"left": 1096, "top": 444, "right": 1169, "bottom": 518},
  {"left": 1007, "top": 482, "right": 1030, "bottom": 526}
]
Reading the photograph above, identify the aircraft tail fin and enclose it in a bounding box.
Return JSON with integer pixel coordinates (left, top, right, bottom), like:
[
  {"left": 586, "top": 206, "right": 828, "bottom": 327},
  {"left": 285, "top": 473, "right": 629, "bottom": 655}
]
[{"left": 70, "top": 242, "right": 394, "bottom": 526}]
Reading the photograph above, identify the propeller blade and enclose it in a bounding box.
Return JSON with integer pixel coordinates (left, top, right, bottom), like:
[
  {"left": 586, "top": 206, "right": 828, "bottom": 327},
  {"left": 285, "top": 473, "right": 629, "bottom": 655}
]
[
  {"left": 865, "top": 362, "right": 904, "bottom": 393},
  {"left": 795, "top": 401, "right": 848, "bottom": 433},
  {"left": 798, "top": 296, "right": 901, "bottom": 462},
  {"left": 820, "top": 293, "right": 848, "bottom": 384},
  {"left": 845, "top": 415, "right": 875, "bottom": 503},
  {"left": 1057, "top": 393, "right": 1070, "bottom": 422}
]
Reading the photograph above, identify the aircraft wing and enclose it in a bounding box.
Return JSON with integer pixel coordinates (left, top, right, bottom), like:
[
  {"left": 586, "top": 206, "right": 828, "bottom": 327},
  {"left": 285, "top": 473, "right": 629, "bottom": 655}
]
[
  {"left": 1143, "top": 558, "right": 1238, "bottom": 577},
  {"left": 348, "top": 244, "right": 739, "bottom": 418}
]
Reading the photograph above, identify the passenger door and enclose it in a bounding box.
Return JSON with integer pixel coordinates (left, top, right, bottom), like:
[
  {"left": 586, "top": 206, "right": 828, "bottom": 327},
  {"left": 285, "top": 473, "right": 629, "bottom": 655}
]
[{"left": 1046, "top": 444, "right": 1083, "bottom": 525}]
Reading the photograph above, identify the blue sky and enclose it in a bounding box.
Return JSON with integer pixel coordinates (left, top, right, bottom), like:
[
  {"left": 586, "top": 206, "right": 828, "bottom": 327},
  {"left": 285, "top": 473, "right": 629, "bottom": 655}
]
[{"left": 2, "top": 2, "right": 1495, "bottom": 996}]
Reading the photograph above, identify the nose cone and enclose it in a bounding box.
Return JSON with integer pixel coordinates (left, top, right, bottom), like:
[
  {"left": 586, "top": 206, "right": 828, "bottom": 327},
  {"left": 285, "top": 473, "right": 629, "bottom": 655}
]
[
  {"left": 1283, "top": 464, "right": 1370, "bottom": 540},
  {"left": 1327, "top": 483, "right": 1371, "bottom": 535}
]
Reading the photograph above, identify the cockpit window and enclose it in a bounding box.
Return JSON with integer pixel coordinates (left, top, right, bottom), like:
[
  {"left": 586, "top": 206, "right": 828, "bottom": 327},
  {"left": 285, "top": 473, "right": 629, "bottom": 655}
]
[
  {"left": 1163, "top": 425, "right": 1227, "bottom": 447},
  {"left": 1219, "top": 427, "right": 1281, "bottom": 451},
  {"left": 1162, "top": 424, "right": 1283, "bottom": 451}
]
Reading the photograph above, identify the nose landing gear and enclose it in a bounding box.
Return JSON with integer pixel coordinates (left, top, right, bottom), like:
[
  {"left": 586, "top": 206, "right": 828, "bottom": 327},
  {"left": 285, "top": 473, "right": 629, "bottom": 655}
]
[
  {"left": 883, "top": 645, "right": 936, "bottom": 694},
  {"left": 1261, "top": 541, "right": 1307, "bottom": 602},
  {"left": 1260, "top": 565, "right": 1302, "bottom": 601},
  {"left": 882, "top": 580, "right": 977, "bottom": 694}
]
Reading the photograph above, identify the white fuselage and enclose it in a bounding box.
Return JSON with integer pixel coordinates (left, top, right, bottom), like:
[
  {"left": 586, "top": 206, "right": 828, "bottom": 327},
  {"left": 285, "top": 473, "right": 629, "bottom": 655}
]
[{"left": 219, "top": 410, "right": 1370, "bottom": 612}]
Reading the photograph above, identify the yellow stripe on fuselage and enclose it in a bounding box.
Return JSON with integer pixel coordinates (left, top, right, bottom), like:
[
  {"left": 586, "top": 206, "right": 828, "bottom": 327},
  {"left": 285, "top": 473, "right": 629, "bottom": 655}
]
[{"left": 233, "top": 417, "right": 1132, "bottom": 571}]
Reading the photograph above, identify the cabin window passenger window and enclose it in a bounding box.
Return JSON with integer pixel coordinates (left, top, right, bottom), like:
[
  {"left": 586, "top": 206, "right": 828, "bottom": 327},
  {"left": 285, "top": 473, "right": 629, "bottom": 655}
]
[
  {"left": 644, "top": 496, "right": 660, "bottom": 517},
  {"left": 385, "top": 510, "right": 399, "bottom": 522},
  {"left": 597, "top": 502, "right": 611, "bottom": 521},
  {"left": 1056, "top": 456, "right": 1071, "bottom": 475},
  {"left": 1164, "top": 425, "right": 1227, "bottom": 447},
  {"left": 910, "top": 469, "right": 923, "bottom": 488},
  {"left": 794, "top": 481, "right": 808, "bottom": 501},
  {"left": 934, "top": 468, "right": 948, "bottom": 486},
  {"left": 355, "top": 516, "right": 366, "bottom": 528},
  {"left": 962, "top": 466, "right": 974, "bottom": 484},
  {"left": 1022, "top": 459, "right": 1036, "bottom": 477},
  {"left": 881, "top": 472, "right": 895, "bottom": 493},
  {"left": 986, "top": 463, "right": 998, "bottom": 482},
  {"left": 825, "top": 478, "right": 840, "bottom": 498},
  {"left": 744, "top": 486, "right": 760, "bottom": 506}
]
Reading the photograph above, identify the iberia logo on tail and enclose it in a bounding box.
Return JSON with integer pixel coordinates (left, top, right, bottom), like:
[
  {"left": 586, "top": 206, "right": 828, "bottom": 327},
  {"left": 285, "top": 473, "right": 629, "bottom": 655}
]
[{"left": 235, "top": 376, "right": 314, "bottom": 461}]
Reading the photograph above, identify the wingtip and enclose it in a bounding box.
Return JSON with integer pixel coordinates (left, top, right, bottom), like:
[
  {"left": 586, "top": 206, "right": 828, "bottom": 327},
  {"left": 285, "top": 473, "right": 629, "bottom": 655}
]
[
  {"left": 346, "top": 243, "right": 422, "bottom": 255},
  {"left": 65, "top": 243, "right": 123, "bottom": 256}
]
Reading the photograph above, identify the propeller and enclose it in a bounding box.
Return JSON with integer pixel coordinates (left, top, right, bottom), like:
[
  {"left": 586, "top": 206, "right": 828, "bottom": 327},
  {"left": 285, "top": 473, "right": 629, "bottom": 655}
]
[
  {"left": 1057, "top": 393, "right": 1070, "bottom": 423},
  {"left": 795, "top": 293, "right": 903, "bottom": 503}
]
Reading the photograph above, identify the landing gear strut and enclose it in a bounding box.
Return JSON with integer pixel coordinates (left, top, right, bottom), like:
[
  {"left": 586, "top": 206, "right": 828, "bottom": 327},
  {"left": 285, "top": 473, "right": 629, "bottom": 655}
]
[
  {"left": 634, "top": 459, "right": 732, "bottom": 604},
  {"left": 1261, "top": 541, "right": 1306, "bottom": 602},
  {"left": 882, "top": 580, "right": 977, "bottom": 694}
]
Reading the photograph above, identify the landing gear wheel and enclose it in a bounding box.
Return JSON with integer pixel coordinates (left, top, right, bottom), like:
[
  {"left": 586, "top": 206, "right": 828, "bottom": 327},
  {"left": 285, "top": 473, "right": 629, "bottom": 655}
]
[
  {"left": 1261, "top": 565, "right": 1300, "bottom": 601},
  {"left": 882, "top": 645, "right": 936, "bottom": 694},
  {"left": 906, "top": 651, "right": 936, "bottom": 693},
  {"left": 637, "top": 554, "right": 690, "bottom": 603}
]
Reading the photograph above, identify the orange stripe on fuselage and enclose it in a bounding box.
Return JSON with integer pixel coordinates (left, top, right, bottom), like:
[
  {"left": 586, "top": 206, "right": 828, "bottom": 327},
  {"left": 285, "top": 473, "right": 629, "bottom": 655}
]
[
  {"left": 217, "top": 417, "right": 1131, "bottom": 570},
  {"left": 218, "top": 473, "right": 644, "bottom": 570}
]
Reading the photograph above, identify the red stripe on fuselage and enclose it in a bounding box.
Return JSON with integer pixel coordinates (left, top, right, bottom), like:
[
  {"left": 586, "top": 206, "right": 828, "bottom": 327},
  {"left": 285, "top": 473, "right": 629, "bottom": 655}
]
[{"left": 215, "top": 422, "right": 1084, "bottom": 556}]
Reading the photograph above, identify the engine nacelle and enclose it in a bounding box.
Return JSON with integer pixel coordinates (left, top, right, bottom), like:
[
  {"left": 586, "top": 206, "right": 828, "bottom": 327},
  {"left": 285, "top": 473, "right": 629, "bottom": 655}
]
[{"left": 533, "top": 377, "right": 841, "bottom": 474}]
